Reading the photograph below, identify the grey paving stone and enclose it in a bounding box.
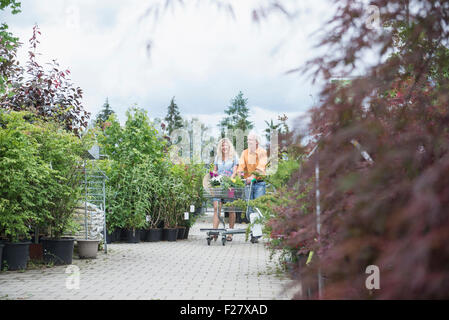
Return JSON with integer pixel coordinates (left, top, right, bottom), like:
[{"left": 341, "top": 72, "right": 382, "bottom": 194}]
[{"left": 0, "top": 214, "right": 296, "bottom": 300}]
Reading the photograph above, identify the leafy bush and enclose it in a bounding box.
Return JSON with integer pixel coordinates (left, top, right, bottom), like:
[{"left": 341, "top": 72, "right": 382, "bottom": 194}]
[
  {"left": 0, "top": 111, "right": 52, "bottom": 242},
  {"left": 0, "top": 25, "right": 89, "bottom": 135},
  {"left": 99, "top": 107, "right": 167, "bottom": 231},
  {"left": 28, "top": 119, "right": 85, "bottom": 238},
  {"left": 269, "top": 0, "right": 449, "bottom": 299},
  {"left": 0, "top": 111, "right": 84, "bottom": 241},
  {"left": 98, "top": 107, "right": 206, "bottom": 232}
]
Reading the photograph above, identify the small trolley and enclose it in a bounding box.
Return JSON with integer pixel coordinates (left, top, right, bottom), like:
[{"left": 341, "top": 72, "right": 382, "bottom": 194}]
[{"left": 200, "top": 180, "right": 263, "bottom": 246}]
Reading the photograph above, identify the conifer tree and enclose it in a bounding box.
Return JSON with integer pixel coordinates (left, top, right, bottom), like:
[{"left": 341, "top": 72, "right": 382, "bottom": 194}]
[
  {"left": 95, "top": 98, "right": 115, "bottom": 128},
  {"left": 164, "top": 96, "right": 183, "bottom": 135}
]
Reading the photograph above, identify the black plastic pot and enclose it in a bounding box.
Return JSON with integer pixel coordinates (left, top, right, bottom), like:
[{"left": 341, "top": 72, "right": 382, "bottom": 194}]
[
  {"left": 0, "top": 243, "right": 5, "bottom": 271},
  {"left": 2, "top": 242, "right": 30, "bottom": 271},
  {"left": 140, "top": 229, "right": 147, "bottom": 242},
  {"left": 163, "top": 228, "right": 178, "bottom": 242},
  {"left": 124, "top": 229, "right": 140, "bottom": 244},
  {"left": 145, "top": 229, "right": 163, "bottom": 242},
  {"left": 176, "top": 227, "right": 186, "bottom": 240},
  {"left": 105, "top": 230, "right": 113, "bottom": 244},
  {"left": 119, "top": 228, "right": 127, "bottom": 241},
  {"left": 105, "top": 229, "right": 120, "bottom": 244},
  {"left": 183, "top": 227, "right": 190, "bottom": 240},
  {"left": 41, "top": 238, "right": 75, "bottom": 265}
]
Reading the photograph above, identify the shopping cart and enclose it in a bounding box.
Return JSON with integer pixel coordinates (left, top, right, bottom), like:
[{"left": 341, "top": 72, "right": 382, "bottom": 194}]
[{"left": 200, "top": 180, "right": 263, "bottom": 246}]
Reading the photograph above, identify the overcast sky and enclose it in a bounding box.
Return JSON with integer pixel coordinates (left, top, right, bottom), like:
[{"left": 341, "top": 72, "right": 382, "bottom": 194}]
[{"left": 1, "top": 0, "right": 335, "bottom": 138}]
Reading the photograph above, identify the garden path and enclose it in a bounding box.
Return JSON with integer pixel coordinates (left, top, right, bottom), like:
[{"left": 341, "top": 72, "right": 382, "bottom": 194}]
[{"left": 0, "top": 211, "right": 296, "bottom": 300}]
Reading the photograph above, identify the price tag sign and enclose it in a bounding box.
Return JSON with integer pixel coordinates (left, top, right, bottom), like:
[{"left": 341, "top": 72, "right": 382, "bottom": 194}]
[
  {"left": 184, "top": 212, "right": 189, "bottom": 220},
  {"left": 190, "top": 205, "right": 195, "bottom": 213}
]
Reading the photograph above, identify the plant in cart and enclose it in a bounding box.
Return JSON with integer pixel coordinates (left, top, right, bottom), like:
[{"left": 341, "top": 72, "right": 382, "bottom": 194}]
[{"left": 209, "top": 172, "right": 223, "bottom": 187}]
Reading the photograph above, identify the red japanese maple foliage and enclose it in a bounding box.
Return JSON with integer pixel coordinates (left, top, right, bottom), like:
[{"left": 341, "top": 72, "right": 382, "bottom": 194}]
[
  {"left": 1, "top": 25, "right": 89, "bottom": 135},
  {"left": 269, "top": 0, "right": 449, "bottom": 299}
]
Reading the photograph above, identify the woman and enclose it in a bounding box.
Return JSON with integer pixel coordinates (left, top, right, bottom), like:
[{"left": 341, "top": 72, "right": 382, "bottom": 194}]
[{"left": 212, "top": 138, "right": 239, "bottom": 241}]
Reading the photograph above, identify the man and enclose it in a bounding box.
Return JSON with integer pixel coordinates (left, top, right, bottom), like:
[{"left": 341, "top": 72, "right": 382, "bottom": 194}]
[{"left": 237, "top": 132, "right": 267, "bottom": 225}]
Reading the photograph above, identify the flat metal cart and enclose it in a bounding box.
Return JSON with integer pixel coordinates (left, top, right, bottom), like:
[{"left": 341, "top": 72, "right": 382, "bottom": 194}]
[{"left": 200, "top": 181, "right": 263, "bottom": 246}]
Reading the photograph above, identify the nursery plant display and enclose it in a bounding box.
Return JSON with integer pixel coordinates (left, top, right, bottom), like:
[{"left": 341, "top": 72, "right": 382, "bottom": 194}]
[
  {"left": 0, "top": 112, "right": 86, "bottom": 268},
  {"left": 30, "top": 117, "right": 85, "bottom": 266},
  {"left": 97, "top": 107, "right": 205, "bottom": 244}
]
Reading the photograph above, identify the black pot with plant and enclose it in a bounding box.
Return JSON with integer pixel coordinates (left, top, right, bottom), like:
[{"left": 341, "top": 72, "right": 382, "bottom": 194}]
[
  {"left": 40, "top": 165, "right": 83, "bottom": 265},
  {"left": 0, "top": 242, "right": 4, "bottom": 271},
  {"left": 146, "top": 228, "right": 163, "bottom": 242},
  {"left": 163, "top": 228, "right": 178, "bottom": 242},
  {"left": 176, "top": 226, "right": 186, "bottom": 240},
  {"left": 2, "top": 241, "right": 31, "bottom": 271},
  {"left": 124, "top": 228, "right": 140, "bottom": 244},
  {"left": 0, "top": 112, "right": 66, "bottom": 270},
  {"left": 140, "top": 229, "right": 147, "bottom": 241},
  {"left": 41, "top": 237, "right": 75, "bottom": 265}
]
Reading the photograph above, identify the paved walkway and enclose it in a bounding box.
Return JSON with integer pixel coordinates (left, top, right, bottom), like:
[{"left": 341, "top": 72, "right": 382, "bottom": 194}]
[{"left": 0, "top": 213, "right": 296, "bottom": 300}]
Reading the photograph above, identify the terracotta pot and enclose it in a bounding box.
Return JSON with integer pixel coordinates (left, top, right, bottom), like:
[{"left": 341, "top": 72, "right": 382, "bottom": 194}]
[{"left": 29, "top": 243, "right": 43, "bottom": 260}]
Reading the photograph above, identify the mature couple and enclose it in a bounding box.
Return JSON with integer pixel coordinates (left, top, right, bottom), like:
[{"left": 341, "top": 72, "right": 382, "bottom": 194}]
[{"left": 211, "top": 132, "right": 267, "bottom": 241}]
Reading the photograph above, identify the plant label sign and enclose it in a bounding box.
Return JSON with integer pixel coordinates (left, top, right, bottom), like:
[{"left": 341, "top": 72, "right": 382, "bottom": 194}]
[
  {"left": 146, "top": 215, "right": 150, "bottom": 222},
  {"left": 184, "top": 212, "right": 189, "bottom": 220},
  {"left": 190, "top": 205, "right": 195, "bottom": 213}
]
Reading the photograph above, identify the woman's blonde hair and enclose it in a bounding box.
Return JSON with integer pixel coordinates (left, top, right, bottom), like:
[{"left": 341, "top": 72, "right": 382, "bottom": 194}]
[{"left": 216, "top": 138, "right": 236, "bottom": 162}]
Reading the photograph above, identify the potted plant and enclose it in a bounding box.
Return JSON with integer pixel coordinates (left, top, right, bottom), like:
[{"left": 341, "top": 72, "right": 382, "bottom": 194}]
[
  {"left": 162, "top": 175, "right": 185, "bottom": 242},
  {"left": 145, "top": 184, "right": 164, "bottom": 242},
  {"left": 0, "top": 112, "right": 57, "bottom": 270},
  {"left": 33, "top": 121, "right": 85, "bottom": 266},
  {"left": 171, "top": 163, "right": 206, "bottom": 240},
  {"left": 40, "top": 165, "right": 83, "bottom": 265},
  {"left": 0, "top": 242, "right": 4, "bottom": 271},
  {"left": 97, "top": 109, "right": 167, "bottom": 244},
  {"left": 102, "top": 160, "right": 124, "bottom": 244}
]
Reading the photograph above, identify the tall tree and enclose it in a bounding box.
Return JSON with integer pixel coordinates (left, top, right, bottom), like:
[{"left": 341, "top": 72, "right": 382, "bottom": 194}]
[
  {"left": 0, "top": 25, "right": 89, "bottom": 135},
  {"left": 264, "top": 119, "right": 281, "bottom": 143},
  {"left": 0, "top": 0, "right": 21, "bottom": 95},
  {"left": 267, "top": 0, "right": 449, "bottom": 300},
  {"left": 95, "top": 98, "right": 115, "bottom": 129},
  {"left": 164, "top": 96, "right": 183, "bottom": 135},
  {"left": 219, "top": 91, "right": 254, "bottom": 150}
]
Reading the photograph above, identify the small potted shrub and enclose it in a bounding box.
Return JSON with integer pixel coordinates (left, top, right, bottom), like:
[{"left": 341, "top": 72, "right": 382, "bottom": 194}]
[
  {"left": 99, "top": 158, "right": 123, "bottom": 244},
  {"left": 145, "top": 199, "right": 163, "bottom": 242},
  {"left": 105, "top": 183, "right": 124, "bottom": 244},
  {"left": 162, "top": 177, "right": 182, "bottom": 242}
]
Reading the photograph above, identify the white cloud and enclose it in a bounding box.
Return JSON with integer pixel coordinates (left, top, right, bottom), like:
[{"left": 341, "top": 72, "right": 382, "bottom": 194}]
[{"left": 3, "top": 0, "right": 332, "bottom": 133}]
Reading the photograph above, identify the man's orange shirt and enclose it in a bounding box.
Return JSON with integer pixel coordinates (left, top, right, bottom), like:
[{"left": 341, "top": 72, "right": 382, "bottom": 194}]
[{"left": 237, "top": 148, "right": 268, "bottom": 179}]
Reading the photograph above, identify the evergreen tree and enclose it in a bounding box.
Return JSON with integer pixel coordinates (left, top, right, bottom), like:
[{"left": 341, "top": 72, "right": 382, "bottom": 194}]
[
  {"left": 95, "top": 98, "right": 115, "bottom": 128},
  {"left": 219, "top": 91, "right": 254, "bottom": 149},
  {"left": 264, "top": 119, "right": 281, "bottom": 143},
  {"left": 219, "top": 91, "right": 253, "bottom": 133},
  {"left": 164, "top": 96, "right": 183, "bottom": 135}
]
